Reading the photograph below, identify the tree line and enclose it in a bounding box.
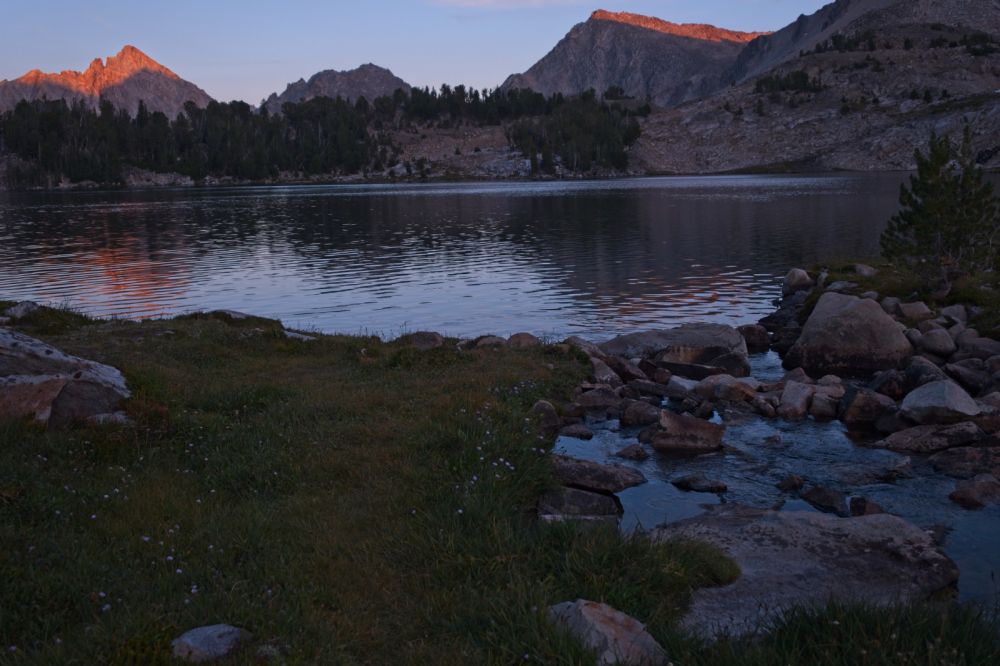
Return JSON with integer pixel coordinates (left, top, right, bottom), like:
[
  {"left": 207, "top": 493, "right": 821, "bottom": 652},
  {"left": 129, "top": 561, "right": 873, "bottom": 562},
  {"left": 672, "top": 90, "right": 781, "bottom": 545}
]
[{"left": 0, "top": 85, "right": 646, "bottom": 188}]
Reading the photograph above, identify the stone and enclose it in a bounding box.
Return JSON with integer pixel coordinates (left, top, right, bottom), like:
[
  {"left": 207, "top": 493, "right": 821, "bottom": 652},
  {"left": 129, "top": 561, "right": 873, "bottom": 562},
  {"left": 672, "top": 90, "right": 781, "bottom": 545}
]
[
  {"left": 850, "top": 497, "right": 885, "bottom": 516},
  {"left": 474, "top": 335, "right": 507, "bottom": 348},
  {"left": 560, "top": 424, "right": 594, "bottom": 440},
  {"left": 591, "top": 358, "right": 622, "bottom": 386},
  {"left": 782, "top": 268, "right": 814, "bottom": 296},
  {"left": 655, "top": 361, "right": 727, "bottom": 381},
  {"left": 600, "top": 323, "right": 748, "bottom": 366},
  {"left": 809, "top": 392, "right": 840, "bottom": 420},
  {"left": 620, "top": 400, "right": 661, "bottom": 427},
  {"left": 905, "top": 356, "right": 948, "bottom": 390},
  {"left": 576, "top": 389, "right": 622, "bottom": 412},
  {"left": 653, "top": 506, "right": 958, "bottom": 639},
  {"left": 960, "top": 335, "right": 1000, "bottom": 360},
  {"left": 86, "top": 411, "right": 132, "bottom": 426},
  {"left": 777, "top": 381, "right": 814, "bottom": 420},
  {"left": 948, "top": 474, "right": 1000, "bottom": 509},
  {"left": 0, "top": 316, "right": 10, "bottom": 326},
  {"left": 930, "top": 446, "right": 1000, "bottom": 479},
  {"left": 551, "top": 455, "right": 646, "bottom": 494},
  {"left": 876, "top": 422, "right": 985, "bottom": 454},
  {"left": 980, "top": 392, "right": 1000, "bottom": 409},
  {"left": 785, "top": 293, "right": 913, "bottom": 376},
  {"left": 651, "top": 411, "right": 725, "bottom": 455},
  {"left": 801, "top": 486, "right": 848, "bottom": 515},
  {"left": 948, "top": 323, "right": 967, "bottom": 340},
  {"left": 839, "top": 388, "right": 896, "bottom": 430},
  {"left": 664, "top": 376, "right": 698, "bottom": 400},
  {"left": 3, "top": 301, "right": 41, "bottom": 320},
  {"left": 869, "top": 369, "right": 907, "bottom": 400},
  {"left": 905, "top": 329, "right": 923, "bottom": 349},
  {"left": 917, "top": 320, "right": 944, "bottom": 334},
  {"left": 875, "top": 407, "right": 911, "bottom": 434},
  {"left": 626, "top": 379, "right": 671, "bottom": 398},
  {"left": 860, "top": 291, "right": 880, "bottom": 300},
  {"left": 944, "top": 362, "right": 991, "bottom": 394},
  {"left": 896, "top": 301, "right": 934, "bottom": 321},
  {"left": 776, "top": 474, "right": 805, "bottom": 492},
  {"left": 880, "top": 296, "right": 902, "bottom": 315},
  {"left": 940, "top": 304, "right": 968, "bottom": 324},
  {"left": 507, "top": 332, "right": 542, "bottom": 349},
  {"left": 538, "top": 487, "right": 622, "bottom": 523},
  {"left": 0, "top": 329, "right": 131, "bottom": 428},
  {"left": 604, "top": 357, "right": 647, "bottom": 383},
  {"left": 530, "top": 400, "right": 561, "bottom": 436},
  {"left": 738, "top": 324, "right": 770, "bottom": 353},
  {"left": 854, "top": 264, "right": 878, "bottom": 278},
  {"left": 672, "top": 475, "right": 727, "bottom": 493},
  {"left": 547, "top": 600, "right": 667, "bottom": 666},
  {"left": 693, "top": 374, "right": 737, "bottom": 400},
  {"left": 817, "top": 374, "right": 842, "bottom": 387},
  {"left": 825, "top": 280, "right": 858, "bottom": 292},
  {"left": 919, "top": 329, "right": 957, "bottom": 358},
  {"left": 565, "top": 336, "right": 607, "bottom": 360},
  {"left": 615, "top": 444, "right": 650, "bottom": 461},
  {"left": 782, "top": 367, "right": 813, "bottom": 385},
  {"left": 900, "top": 380, "right": 981, "bottom": 425},
  {"left": 403, "top": 331, "right": 444, "bottom": 351},
  {"left": 282, "top": 330, "right": 317, "bottom": 342},
  {"left": 172, "top": 624, "right": 250, "bottom": 663}
]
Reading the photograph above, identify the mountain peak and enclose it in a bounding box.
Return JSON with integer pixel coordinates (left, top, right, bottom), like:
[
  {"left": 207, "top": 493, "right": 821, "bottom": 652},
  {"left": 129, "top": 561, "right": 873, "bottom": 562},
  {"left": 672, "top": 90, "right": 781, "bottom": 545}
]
[
  {"left": 589, "top": 9, "right": 770, "bottom": 44},
  {"left": 14, "top": 45, "right": 179, "bottom": 93}
]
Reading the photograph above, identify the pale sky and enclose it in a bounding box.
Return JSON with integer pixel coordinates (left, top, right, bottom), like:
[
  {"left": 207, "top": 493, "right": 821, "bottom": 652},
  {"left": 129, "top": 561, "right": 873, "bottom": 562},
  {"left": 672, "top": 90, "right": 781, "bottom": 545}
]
[{"left": 0, "top": 0, "right": 830, "bottom": 104}]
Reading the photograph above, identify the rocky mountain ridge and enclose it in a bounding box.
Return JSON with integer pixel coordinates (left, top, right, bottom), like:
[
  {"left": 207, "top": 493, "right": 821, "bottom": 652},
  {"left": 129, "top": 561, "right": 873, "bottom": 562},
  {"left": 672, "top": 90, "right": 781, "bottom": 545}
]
[
  {"left": 263, "top": 64, "right": 410, "bottom": 114},
  {"left": 502, "top": 9, "right": 765, "bottom": 108},
  {"left": 0, "top": 45, "right": 212, "bottom": 118}
]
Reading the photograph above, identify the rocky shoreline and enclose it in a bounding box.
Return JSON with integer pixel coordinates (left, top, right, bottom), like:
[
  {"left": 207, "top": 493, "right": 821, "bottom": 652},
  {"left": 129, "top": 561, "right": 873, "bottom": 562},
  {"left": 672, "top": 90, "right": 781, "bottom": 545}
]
[{"left": 3, "top": 277, "right": 999, "bottom": 657}]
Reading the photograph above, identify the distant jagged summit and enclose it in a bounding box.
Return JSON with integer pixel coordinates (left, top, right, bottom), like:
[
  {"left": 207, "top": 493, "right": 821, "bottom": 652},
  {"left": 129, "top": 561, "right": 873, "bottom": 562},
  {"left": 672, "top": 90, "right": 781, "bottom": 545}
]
[
  {"left": 502, "top": 9, "right": 758, "bottom": 107},
  {"left": 0, "top": 45, "right": 212, "bottom": 117},
  {"left": 264, "top": 64, "right": 411, "bottom": 114},
  {"left": 590, "top": 10, "right": 770, "bottom": 44}
]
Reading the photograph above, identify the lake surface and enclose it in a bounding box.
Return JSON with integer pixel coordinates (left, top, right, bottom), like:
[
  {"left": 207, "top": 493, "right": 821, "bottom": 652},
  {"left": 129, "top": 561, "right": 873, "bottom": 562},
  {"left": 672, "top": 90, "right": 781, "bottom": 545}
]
[{"left": 0, "top": 175, "right": 904, "bottom": 338}]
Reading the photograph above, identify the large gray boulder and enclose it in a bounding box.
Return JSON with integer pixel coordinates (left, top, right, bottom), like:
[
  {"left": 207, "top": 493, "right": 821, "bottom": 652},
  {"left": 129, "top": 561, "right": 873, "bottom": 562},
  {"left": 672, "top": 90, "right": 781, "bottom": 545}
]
[
  {"left": 653, "top": 505, "right": 958, "bottom": 639},
  {"left": 600, "top": 324, "right": 748, "bottom": 366},
  {"left": 0, "top": 329, "right": 130, "bottom": 427},
  {"left": 547, "top": 600, "right": 668, "bottom": 666},
  {"left": 785, "top": 293, "right": 913, "bottom": 376},
  {"left": 900, "top": 380, "right": 981, "bottom": 425}
]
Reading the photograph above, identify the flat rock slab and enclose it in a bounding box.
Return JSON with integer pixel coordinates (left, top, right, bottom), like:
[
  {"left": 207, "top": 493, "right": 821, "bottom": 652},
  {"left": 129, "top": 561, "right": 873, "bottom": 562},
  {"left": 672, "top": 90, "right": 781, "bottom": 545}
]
[
  {"left": 652, "top": 505, "right": 958, "bottom": 639},
  {"left": 547, "top": 600, "right": 667, "bottom": 666},
  {"left": 552, "top": 455, "right": 646, "bottom": 494}
]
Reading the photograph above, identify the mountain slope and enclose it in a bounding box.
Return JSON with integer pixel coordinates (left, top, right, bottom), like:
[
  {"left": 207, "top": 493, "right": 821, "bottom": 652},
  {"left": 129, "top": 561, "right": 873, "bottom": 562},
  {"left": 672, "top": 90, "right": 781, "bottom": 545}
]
[
  {"left": 502, "top": 10, "right": 768, "bottom": 107},
  {"left": 731, "top": 0, "right": 1000, "bottom": 83},
  {"left": 635, "top": 0, "right": 1000, "bottom": 174},
  {"left": 0, "top": 46, "right": 212, "bottom": 117},
  {"left": 264, "top": 64, "right": 410, "bottom": 114}
]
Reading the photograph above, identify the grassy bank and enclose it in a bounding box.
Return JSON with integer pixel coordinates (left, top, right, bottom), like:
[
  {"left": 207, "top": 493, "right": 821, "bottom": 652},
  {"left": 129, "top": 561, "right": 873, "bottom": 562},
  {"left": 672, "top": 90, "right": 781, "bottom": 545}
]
[{"left": 1, "top": 306, "right": 997, "bottom": 664}]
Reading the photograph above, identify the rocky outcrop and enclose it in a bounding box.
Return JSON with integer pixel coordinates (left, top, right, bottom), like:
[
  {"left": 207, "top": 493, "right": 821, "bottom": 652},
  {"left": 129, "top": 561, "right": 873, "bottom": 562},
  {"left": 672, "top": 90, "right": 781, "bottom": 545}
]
[
  {"left": 0, "top": 45, "right": 212, "bottom": 117},
  {"left": 547, "top": 600, "right": 668, "bottom": 666},
  {"left": 503, "top": 10, "right": 766, "bottom": 108},
  {"left": 653, "top": 504, "right": 959, "bottom": 639},
  {"left": 264, "top": 64, "right": 410, "bottom": 115},
  {"left": 0, "top": 328, "right": 130, "bottom": 427},
  {"left": 785, "top": 293, "right": 913, "bottom": 376}
]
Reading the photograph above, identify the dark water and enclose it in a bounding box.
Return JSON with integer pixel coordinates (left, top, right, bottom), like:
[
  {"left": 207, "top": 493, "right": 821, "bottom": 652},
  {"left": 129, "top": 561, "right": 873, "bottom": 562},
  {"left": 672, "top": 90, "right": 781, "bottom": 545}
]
[{"left": 0, "top": 175, "right": 902, "bottom": 338}]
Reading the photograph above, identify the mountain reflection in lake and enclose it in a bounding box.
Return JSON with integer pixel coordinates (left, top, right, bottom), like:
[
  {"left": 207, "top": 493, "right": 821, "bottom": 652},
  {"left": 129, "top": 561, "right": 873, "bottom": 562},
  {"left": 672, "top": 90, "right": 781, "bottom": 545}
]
[{"left": 0, "top": 175, "right": 903, "bottom": 338}]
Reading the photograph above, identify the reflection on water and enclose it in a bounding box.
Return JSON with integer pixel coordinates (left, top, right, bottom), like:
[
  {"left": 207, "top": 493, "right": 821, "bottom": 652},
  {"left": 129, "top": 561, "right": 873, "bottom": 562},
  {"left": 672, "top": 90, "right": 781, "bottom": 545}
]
[{"left": 0, "top": 175, "right": 902, "bottom": 338}]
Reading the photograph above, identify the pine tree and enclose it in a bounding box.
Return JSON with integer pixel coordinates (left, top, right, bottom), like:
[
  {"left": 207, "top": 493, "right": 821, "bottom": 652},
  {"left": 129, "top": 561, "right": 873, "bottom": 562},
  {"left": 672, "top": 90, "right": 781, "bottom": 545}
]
[{"left": 881, "top": 127, "right": 1000, "bottom": 282}]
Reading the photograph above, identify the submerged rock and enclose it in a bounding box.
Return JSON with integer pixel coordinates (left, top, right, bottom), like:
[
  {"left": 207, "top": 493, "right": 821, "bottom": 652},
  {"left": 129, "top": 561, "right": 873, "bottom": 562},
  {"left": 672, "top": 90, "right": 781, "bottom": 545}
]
[
  {"left": 785, "top": 293, "right": 913, "bottom": 376},
  {"left": 559, "top": 424, "right": 594, "bottom": 441},
  {"left": 651, "top": 411, "right": 725, "bottom": 455},
  {"left": 652, "top": 505, "right": 958, "bottom": 639},
  {"left": 552, "top": 455, "right": 646, "bottom": 494},
  {"left": 547, "top": 600, "right": 667, "bottom": 666},
  {"left": 930, "top": 446, "right": 1000, "bottom": 479},
  {"left": 672, "top": 475, "right": 727, "bottom": 493},
  {"left": 172, "top": 624, "right": 251, "bottom": 662},
  {"left": 949, "top": 474, "right": 1000, "bottom": 509},
  {"left": 801, "top": 486, "right": 848, "bottom": 515},
  {"left": 614, "top": 444, "right": 650, "bottom": 461}
]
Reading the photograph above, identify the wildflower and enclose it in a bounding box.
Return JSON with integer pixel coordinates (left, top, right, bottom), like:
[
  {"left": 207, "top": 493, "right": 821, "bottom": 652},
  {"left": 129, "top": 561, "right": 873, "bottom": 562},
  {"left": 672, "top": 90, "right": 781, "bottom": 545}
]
[{"left": 101, "top": 604, "right": 111, "bottom": 613}]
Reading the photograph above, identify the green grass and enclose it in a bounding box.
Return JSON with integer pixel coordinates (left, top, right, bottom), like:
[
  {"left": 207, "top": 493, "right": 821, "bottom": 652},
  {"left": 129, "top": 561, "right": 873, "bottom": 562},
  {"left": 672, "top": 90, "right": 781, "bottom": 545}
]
[{"left": 1, "top": 309, "right": 997, "bottom": 664}]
